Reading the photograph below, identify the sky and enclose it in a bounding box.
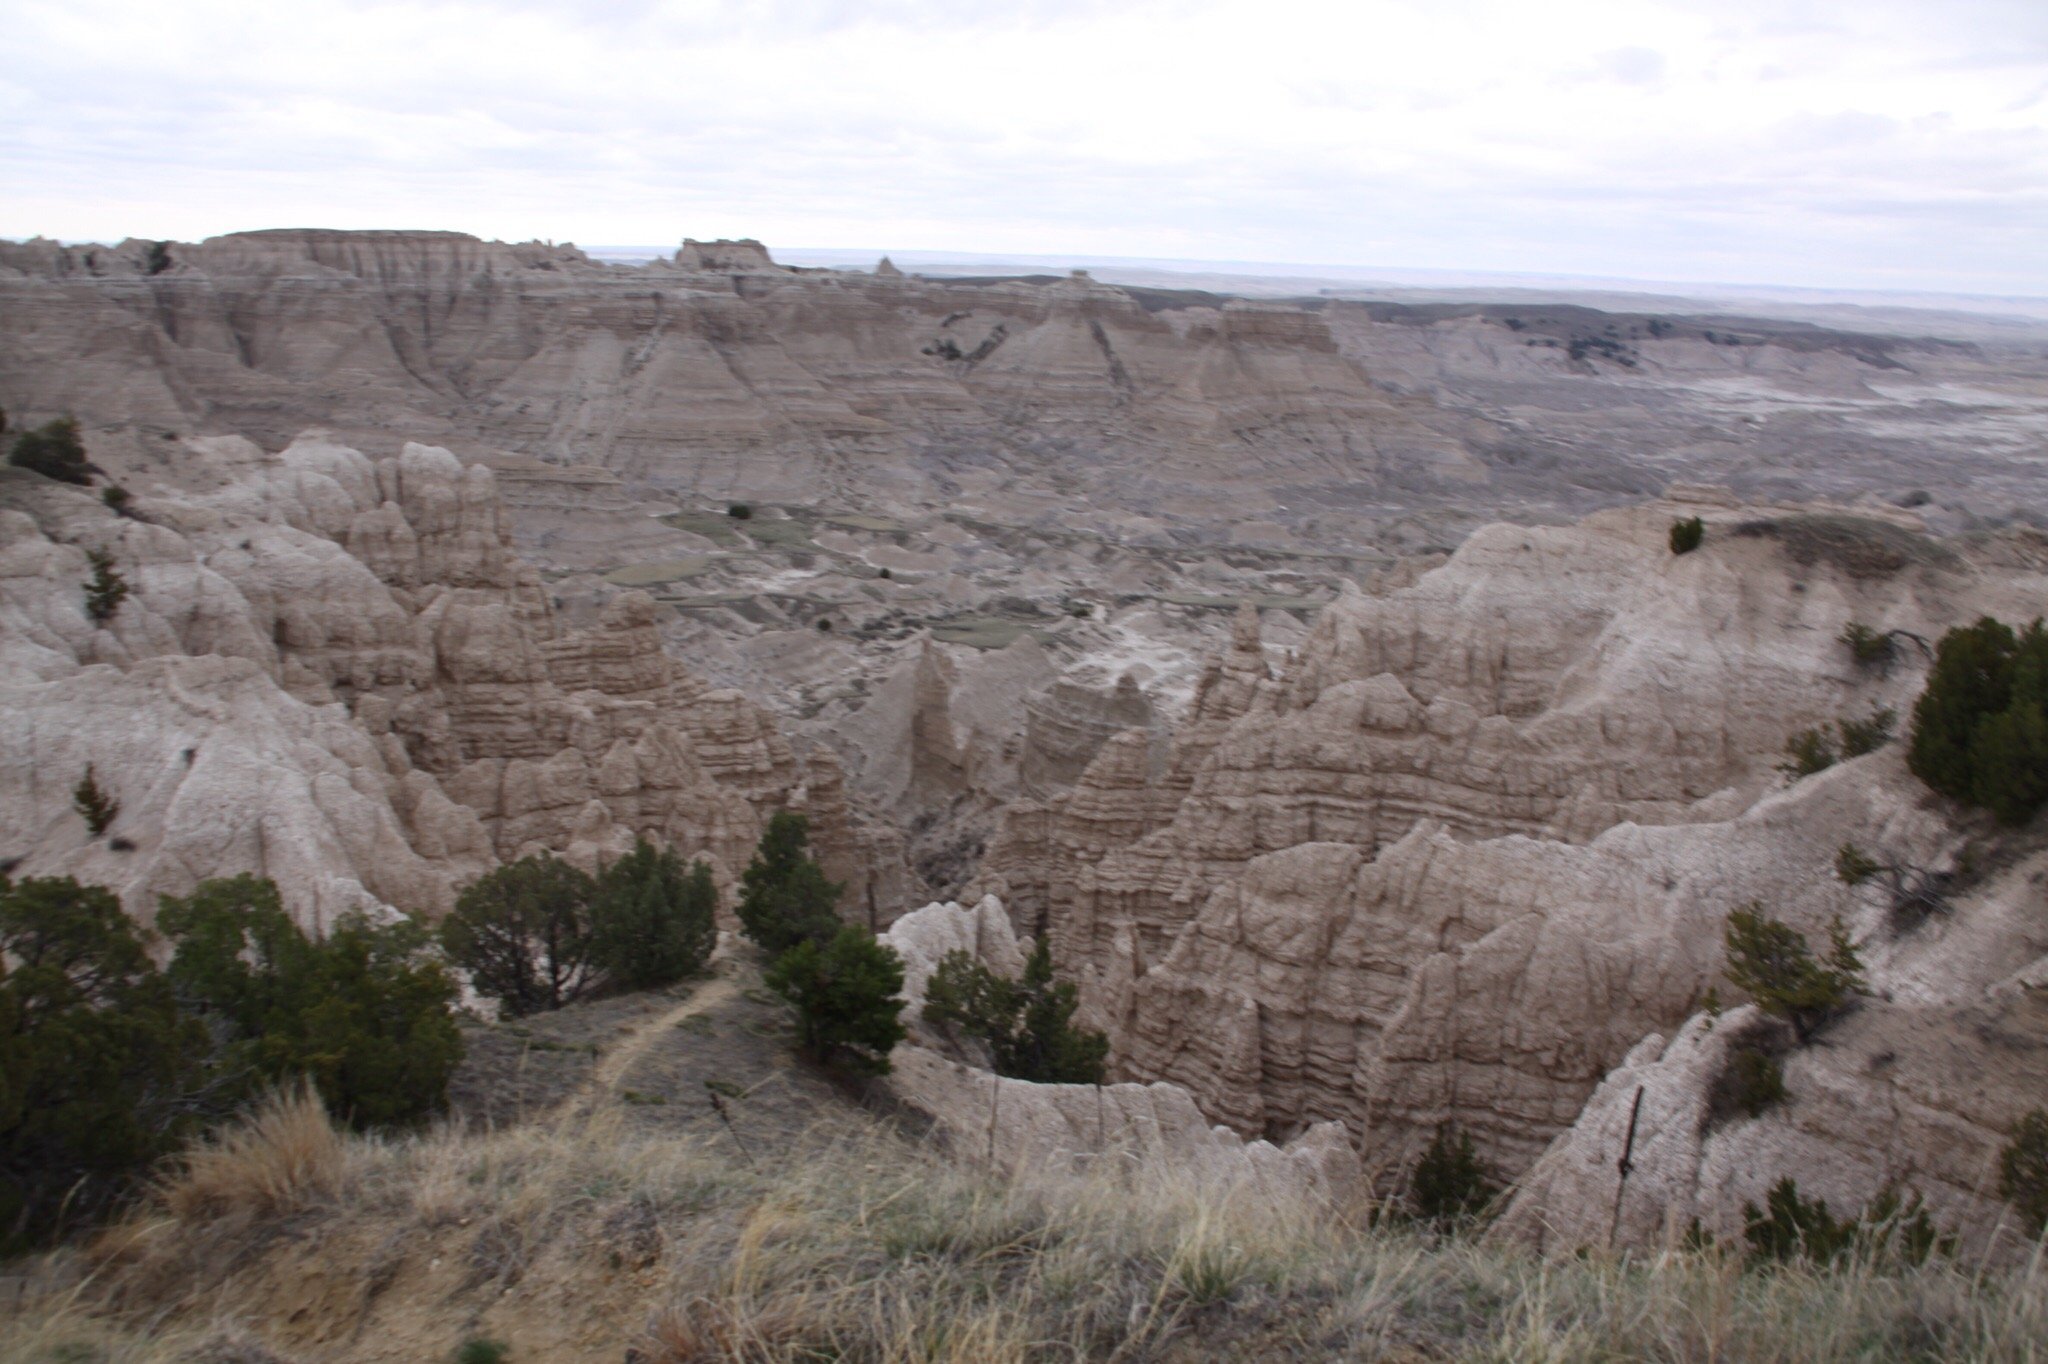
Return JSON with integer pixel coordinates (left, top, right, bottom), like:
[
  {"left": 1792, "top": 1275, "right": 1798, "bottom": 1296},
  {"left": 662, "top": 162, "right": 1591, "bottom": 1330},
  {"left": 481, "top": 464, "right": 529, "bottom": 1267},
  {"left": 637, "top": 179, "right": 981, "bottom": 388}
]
[{"left": 5, "top": 0, "right": 2046, "bottom": 295}]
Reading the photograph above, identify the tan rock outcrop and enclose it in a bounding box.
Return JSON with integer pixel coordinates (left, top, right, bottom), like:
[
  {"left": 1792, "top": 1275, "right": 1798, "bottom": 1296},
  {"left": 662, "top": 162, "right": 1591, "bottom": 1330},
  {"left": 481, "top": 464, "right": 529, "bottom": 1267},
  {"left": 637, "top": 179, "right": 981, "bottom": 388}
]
[
  {"left": 974, "top": 496, "right": 2048, "bottom": 1232},
  {"left": 878, "top": 897, "right": 1357, "bottom": 1201},
  {"left": 0, "top": 433, "right": 908, "bottom": 926}
]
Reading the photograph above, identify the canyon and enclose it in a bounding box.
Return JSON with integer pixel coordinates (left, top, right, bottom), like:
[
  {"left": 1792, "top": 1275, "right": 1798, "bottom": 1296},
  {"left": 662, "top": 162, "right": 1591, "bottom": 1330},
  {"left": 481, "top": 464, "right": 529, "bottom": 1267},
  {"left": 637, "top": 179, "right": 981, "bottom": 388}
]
[{"left": 3, "top": 229, "right": 2047, "bottom": 1255}]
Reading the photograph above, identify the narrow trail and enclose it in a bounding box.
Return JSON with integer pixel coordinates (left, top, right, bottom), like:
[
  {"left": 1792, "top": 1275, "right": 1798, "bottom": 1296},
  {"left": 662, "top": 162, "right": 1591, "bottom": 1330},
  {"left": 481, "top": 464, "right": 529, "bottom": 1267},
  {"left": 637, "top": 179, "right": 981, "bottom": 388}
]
[{"left": 556, "top": 972, "right": 744, "bottom": 1122}]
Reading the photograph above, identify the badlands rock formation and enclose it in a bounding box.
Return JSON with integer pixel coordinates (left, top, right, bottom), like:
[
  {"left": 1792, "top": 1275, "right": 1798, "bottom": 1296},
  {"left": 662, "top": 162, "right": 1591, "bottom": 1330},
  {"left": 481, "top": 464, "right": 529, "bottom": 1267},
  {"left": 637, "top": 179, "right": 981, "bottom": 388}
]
[
  {"left": 0, "top": 433, "right": 908, "bottom": 928},
  {"left": 974, "top": 493, "right": 2048, "bottom": 1245},
  {"left": 879, "top": 896, "right": 1357, "bottom": 1199}
]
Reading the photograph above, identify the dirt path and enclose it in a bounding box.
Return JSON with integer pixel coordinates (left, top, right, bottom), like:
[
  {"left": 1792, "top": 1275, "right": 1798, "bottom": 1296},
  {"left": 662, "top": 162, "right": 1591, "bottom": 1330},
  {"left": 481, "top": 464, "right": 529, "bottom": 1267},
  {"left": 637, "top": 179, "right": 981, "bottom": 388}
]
[{"left": 557, "top": 973, "right": 743, "bottom": 1121}]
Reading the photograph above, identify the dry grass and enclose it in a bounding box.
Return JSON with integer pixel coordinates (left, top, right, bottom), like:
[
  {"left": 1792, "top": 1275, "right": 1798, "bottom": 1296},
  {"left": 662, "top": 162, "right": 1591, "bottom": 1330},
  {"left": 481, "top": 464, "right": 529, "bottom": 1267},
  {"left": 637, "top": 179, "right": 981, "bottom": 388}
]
[
  {"left": 156, "top": 1084, "right": 348, "bottom": 1223},
  {"left": 10, "top": 1097, "right": 2047, "bottom": 1363}
]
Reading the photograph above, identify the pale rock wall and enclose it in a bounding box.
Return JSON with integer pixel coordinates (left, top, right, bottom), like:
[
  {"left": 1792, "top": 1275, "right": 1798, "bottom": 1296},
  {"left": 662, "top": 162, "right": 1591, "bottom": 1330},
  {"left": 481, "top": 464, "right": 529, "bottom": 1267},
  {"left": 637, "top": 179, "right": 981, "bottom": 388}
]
[
  {"left": 973, "top": 495, "right": 2048, "bottom": 1231},
  {"left": 878, "top": 897, "right": 1357, "bottom": 1201},
  {"left": 0, "top": 433, "right": 908, "bottom": 926}
]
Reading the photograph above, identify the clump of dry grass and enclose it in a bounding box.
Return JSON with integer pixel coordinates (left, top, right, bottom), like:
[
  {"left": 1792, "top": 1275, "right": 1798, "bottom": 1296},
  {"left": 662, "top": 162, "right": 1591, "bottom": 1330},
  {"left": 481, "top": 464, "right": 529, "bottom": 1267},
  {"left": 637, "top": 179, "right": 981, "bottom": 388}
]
[
  {"left": 18, "top": 1099, "right": 2048, "bottom": 1363},
  {"left": 156, "top": 1084, "right": 348, "bottom": 1223}
]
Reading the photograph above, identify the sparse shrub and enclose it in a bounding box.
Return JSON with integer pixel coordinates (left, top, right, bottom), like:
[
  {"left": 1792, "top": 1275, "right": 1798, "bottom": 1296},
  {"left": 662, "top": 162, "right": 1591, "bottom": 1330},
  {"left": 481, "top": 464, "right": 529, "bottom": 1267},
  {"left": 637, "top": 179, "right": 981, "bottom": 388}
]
[
  {"left": 1743, "top": 1177, "right": 1952, "bottom": 1266},
  {"left": 0, "top": 874, "right": 208, "bottom": 1252},
  {"left": 1840, "top": 621, "right": 1897, "bottom": 669},
  {"left": 1407, "top": 1124, "right": 1498, "bottom": 1227},
  {"left": 160, "top": 875, "right": 462, "bottom": 1128},
  {"left": 454, "top": 1338, "right": 510, "bottom": 1364},
  {"left": 441, "top": 853, "right": 599, "bottom": 1017},
  {"left": 7, "top": 416, "right": 91, "bottom": 484},
  {"left": 1711, "top": 1043, "right": 1788, "bottom": 1123},
  {"left": 1837, "top": 706, "right": 1896, "bottom": 757},
  {"left": 1779, "top": 726, "right": 1837, "bottom": 779},
  {"left": 736, "top": 812, "right": 842, "bottom": 955},
  {"left": 1909, "top": 616, "right": 2048, "bottom": 824},
  {"left": 84, "top": 548, "right": 130, "bottom": 624},
  {"left": 145, "top": 241, "right": 173, "bottom": 276},
  {"left": 877, "top": 567, "right": 892, "bottom": 579},
  {"left": 1999, "top": 1108, "right": 2048, "bottom": 1238},
  {"left": 1722, "top": 904, "right": 1864, "bottom": 1043},
  {"left": 1835, "top": 841, "right": 1951, "bottom": 932},
  {"left": 764, "top": 923, "right": 906, "bottom": 1075},
  {"left": 73, "top": 763, "right": 120, "bottom": 835},
  {"left": 590, "top": 839, "right": 718, "bottom": 991},
  {"left": 816, "top": 617, "right": 833, "bottom": 631},
  {"left": 101, "top": 484, "right": 133, "bottom": 515},
  {"left": 1781, "top": 708, "right": 1896, "bottom": 780},
  {"left": 1669, "top": 516, "right": 1704, "bottom": 554},
  {"left": 922, "top": 936, "right": 1109, "bottom": 1084},
  {"left": 726, "top": 503, "right": 753, "bottom": 520}
]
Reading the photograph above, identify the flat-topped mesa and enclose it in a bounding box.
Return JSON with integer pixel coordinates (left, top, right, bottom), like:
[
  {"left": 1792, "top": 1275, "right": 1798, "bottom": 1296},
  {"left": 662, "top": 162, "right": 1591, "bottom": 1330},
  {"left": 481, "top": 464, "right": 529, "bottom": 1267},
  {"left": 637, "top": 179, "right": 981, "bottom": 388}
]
[{"left": 675, "top": 237, "right": 784, "bottom": 273}]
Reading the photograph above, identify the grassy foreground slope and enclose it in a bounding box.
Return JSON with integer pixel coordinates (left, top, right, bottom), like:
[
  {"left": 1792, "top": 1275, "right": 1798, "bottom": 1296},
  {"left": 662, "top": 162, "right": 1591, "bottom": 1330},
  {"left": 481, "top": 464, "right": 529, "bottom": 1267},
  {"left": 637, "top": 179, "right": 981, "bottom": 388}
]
[{"left": 5, "top": 967, "right": 2046, "bottom": 1364}]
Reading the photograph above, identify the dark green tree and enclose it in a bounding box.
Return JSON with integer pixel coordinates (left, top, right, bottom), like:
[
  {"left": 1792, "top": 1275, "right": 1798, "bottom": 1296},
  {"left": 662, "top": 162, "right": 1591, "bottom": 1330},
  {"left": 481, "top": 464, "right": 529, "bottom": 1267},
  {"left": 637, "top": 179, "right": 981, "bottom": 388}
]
[
  {"left": 72, "top": 764, "right": 120, "bottom": 835},
  {"left": 1408, "top": 1124, "right": 1499, "bottom": 1227},
  {"left": 1669, "top": 516, "right": 1704, "bottom": 554},
  {"left": 1908, "top": 617, "right": 2048, "bottom": 823},
  {"left": 1999, "top": 1109, "right": 2048, "bottom": 1238},
  {"left": 923, "top": 937, "right": 1107, "bottom": 1084},
  {"left": 145, "top": 241, "right": 172, "bottom": 275},
  {"left": 590, "top": 838, "right": 718, "bottom": 990},
  {"left": 161, "top": 875, "right": 461, "bottom": 1128},
  {"left": 441, "top": 853, "right": 598, "bottom": 1017},
  {"left": 765, "top": 923, "right": 905, "bottom": 1075},
  {"left": 1743, "top": 1177, "right": 1951, "bottom": 1266},
  {"left": 7, "top": 417, "right": 92, "bottom": 485},
  {"left": 736, "top": 812, "right": 842, "bottom": 955},
  {"left": 84, "top": 549, "right": 130, "bottom": 624},
  {"left": 0, "top": 876, "right": 206, "bottom": 1252},
  {"left": 1722, "top": 904, "right": 1864, "bottom": 1043}
]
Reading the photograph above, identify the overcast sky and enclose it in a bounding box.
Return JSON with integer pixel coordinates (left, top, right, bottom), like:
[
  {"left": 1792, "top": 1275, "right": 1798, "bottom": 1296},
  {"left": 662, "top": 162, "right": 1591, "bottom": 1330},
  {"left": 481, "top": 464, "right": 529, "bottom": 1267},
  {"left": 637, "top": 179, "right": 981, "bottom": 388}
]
[{"left": 5, "top": 0, "right": 2045, "bottom": 294}]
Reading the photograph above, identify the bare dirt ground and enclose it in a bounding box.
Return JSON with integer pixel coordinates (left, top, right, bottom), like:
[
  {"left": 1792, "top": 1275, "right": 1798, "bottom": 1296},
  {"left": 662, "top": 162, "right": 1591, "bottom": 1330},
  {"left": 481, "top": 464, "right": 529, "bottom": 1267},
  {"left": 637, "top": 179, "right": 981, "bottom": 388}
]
[{"left": 447, "top": 944, "right": 850, "bottom": 1155}]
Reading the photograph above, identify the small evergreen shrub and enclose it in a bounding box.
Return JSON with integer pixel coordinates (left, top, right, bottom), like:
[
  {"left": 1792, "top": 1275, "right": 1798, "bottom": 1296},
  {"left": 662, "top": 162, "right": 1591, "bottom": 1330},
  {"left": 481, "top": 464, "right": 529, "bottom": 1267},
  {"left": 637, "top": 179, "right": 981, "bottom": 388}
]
[
  {"left": 1669, "top": 516, "right": 1704, "bottom": 554},
  {"left": 764, "top": 923, "right": 906, "bottom": 1075},
  {"left": 84, "top": 549, "right": 130, "bottom": 624},
  {"left": 1779, "top": 726, "right": 1837, "bottom": 779},
  {"left": 441, "top": 853, "right": 599, "bottom": 1017},
  {"left": 1839, "top": 621, "right": 1896, "bottom": 668},
  {"left": 145, "top": 241, "right": 173, "bottom": 276},
  {"left": 0, "top": 874, "right": 208, "bottom": 1252},
  {"left": 101, "top": 485, "right": 133, "bottom": 515},
  {"left": 922, "top": 937, "right": 1109, "bottom": 1084},
  {"left": 1837, "top": 706, "right": 1896, "bottom": 758},
  {"left": 7, "top": 417, "right": 92, "bottom": 484},
  {"left": 1712, "top": 1044, "right": 1788, "bottom": 1122},
  {"left": 1743, "top": 1178, "right": 1951, "bottom": 1266},
  {"left": 1722, "top": 904, "right": 1864, "bottom": 1043},
  {"left": 591, "top": 839, "right": 718, "bottom": 991},
  {"left": 1407, "top": 1124, "right": 1499, "bottom": 1227},
  {"left": 1779, "top": 708, "right": 1896, "bottom": 780},
  {"left": 736, "top": 812, "right": 842, "bottom": 955},
  {"left": 1908, "top": 617, "right": 2048, "bottom": 825},
  {"left": 72, "top": 764, "right": 120, "bottom": 835},
  {"left": 726, "top": 503, "right": 753, "bottom": 520},
  {"left": 1999, "top": 1108, "right": 2048, "bottom": 1238},
  {"left": 160, "top": 875, "right": 462, "bottom": 1128}
]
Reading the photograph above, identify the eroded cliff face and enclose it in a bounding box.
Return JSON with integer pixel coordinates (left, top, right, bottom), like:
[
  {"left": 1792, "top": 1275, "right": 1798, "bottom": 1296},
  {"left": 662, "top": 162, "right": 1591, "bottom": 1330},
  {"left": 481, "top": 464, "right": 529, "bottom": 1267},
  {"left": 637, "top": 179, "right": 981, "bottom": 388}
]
[
  {"left": 972, "top": 492, "right": 2048, "bottom": 1244},
  {"left": 0, "top": 433, "right": 910, "bottom": 928},
  {"left": 0, "top": 230, "right": 1485, "bottom": 522}
]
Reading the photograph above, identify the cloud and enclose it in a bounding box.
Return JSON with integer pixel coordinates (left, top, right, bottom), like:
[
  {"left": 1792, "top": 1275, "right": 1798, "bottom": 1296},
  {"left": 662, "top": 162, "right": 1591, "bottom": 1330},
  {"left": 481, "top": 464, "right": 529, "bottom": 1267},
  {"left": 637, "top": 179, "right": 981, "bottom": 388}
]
[{"left": 1, "top": 0, "right": 2043, "bottom": 294}]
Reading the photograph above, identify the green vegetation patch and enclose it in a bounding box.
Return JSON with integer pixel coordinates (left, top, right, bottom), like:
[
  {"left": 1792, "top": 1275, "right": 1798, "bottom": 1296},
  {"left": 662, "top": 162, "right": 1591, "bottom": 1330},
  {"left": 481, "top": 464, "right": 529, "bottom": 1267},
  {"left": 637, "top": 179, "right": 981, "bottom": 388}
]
[
  {"left": 824, "top": 513, "right": 908, "bottom": 533},
  {"left": 931, "top": 616, "right": 1053, "bottom": 649},
  {"left": 658, "top": 511, "right": 744, "bottom": 545},
  {"left": 602, "top": 556, "right": 713, "bottom": 587}
]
